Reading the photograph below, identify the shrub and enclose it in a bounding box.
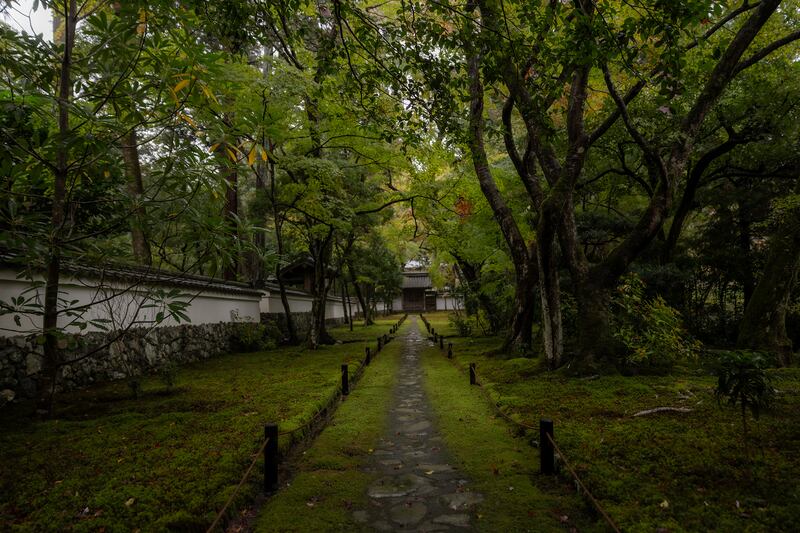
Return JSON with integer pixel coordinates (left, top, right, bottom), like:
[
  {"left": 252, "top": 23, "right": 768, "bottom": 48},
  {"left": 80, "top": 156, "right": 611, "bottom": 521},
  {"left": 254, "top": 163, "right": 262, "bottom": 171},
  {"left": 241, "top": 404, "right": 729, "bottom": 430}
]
[
  {"left": 127, "top": 378, "right": 142, "bottom": 399},
  {"left": 613, "top": 273, "right": 701, "bottom": 371},
  {"left": 448, "top": 312, "right": 473, "bottom": 337},
  {"left": 159, "top": 360, "right": 178, "bottom": 390},
  {"left": 261, "top": 320, "right": 283, "bottom": 346},
  {"left": 233, "top": 322, "right": 277, "bottom": 352},
  {"left": 715, "top": 350, "right": 774, "bottom": 455}
]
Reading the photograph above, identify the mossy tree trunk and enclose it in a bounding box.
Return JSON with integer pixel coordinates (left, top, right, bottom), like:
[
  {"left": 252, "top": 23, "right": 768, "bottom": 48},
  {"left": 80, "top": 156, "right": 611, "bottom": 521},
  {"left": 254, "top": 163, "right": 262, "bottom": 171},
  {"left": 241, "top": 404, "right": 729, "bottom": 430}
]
[
  {"left": 121, "top": 129, "right": 151, "bottom": 265},
  {"left": 39, "top": 0, "right": 77, "bottom": 414},
  {"left": 737, "top": 206, "right": 800, "bottom": 366},
  {"left": 308, "top": 232, "right": 336, "bottom": 349}
]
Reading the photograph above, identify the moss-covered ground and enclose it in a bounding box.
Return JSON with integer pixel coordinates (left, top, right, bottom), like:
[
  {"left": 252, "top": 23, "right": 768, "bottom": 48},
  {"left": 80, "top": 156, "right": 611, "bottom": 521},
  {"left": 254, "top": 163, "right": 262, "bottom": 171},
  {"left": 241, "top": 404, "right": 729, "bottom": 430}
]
[
  {"left": 419, "top": 323, "right": 600, "bottom": 532},
  {"left": 253, "top": 321, "right": 405, "bottom": 532},
  {"left": 0, "top": 316, "right": 400, "bottom": 532},
  {"left": 421, "top": 311, "right": 800, "bottom": 532}
]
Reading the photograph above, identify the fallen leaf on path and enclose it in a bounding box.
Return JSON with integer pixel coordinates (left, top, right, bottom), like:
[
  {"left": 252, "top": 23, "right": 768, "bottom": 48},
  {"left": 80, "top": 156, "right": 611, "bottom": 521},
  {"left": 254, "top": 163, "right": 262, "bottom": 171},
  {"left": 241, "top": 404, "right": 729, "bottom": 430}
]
[{"left": 125, "top": 498, "right": 135, "bottom": 507}]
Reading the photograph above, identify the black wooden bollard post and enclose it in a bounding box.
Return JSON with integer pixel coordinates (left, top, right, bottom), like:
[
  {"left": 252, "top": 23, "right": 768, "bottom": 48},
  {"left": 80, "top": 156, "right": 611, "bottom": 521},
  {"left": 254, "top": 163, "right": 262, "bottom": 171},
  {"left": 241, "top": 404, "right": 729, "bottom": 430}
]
[
  {"left": 341, "top": 364, "right": 349, "bottom": 395},
  {"left": 383, "top": 333, "right": 388, "bottom": 345},
  {"left": 365, "top": 346, "right": 371, "bottom": 365},
  {"left": 448, "top": 343, "right": 453, "bottom": 359},
  {"left": 540, "top": 419, "right": 555, "bottom": 474},
  {"left": 469, "top": 363, "right": 476, "bottom": 385},
  {"left": 431, "top": 327, "right": 435, "bottom": 337},
  {"left": 439, "top": 336, "right": 444, "bottom": 349},
  {"left": 265, "top": 423, "right": 279, "bottom": 492},
  {"left": 377, "top": 337, "right": 382, "bottom": 351}
]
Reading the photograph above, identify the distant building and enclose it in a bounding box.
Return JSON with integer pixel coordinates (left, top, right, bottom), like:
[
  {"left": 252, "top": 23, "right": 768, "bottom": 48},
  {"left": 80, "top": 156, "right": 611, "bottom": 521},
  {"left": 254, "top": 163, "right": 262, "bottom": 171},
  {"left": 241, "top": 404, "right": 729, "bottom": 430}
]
[{"left": 394, "top": 269, "right": 462, "bottom": 312}]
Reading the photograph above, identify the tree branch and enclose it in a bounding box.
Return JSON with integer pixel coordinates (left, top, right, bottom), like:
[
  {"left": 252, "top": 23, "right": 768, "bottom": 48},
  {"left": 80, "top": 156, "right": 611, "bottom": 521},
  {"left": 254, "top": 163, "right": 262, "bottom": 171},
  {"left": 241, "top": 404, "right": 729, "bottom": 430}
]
[{"left": 734, "top": 30, "right": 800, "bottom": 75}]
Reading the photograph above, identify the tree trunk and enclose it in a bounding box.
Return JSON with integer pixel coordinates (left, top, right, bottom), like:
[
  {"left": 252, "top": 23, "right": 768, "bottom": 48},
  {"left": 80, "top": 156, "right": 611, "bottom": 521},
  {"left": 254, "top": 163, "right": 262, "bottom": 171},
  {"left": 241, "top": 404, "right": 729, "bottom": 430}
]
[
  {"left": 467, "top": 49, "right": 537, "bottom": 353},
  {"left": 349, "top": 262, "right": 373, "bottom": 325},
  {"left": 245, "top": 153, "right": 268, "bottom": 286},
  {"left": 39, "top": 0, "right": 77, "bottom": 414},
  {"left": 737, "top": 200, "right": 756, "bottom": 307},
  {"left": 537, "top": 234, "right": 563, "bottom": 368},
  {"left": 307, "top": 235, "right": 336, "bottom": 348},
  {"left": 222, "top": 160, "right": 238, "bottom": 281},
  {"left": 661, "top": 139, "right": 744, "bottom": 264},
  {"left": 269, "top": 159, "right": 298, "bottom": 344},
  {"left": 454, "top": 257, "right": 501, "bottom": 334},
  {"left": 574, "top": 280, "right": 618, "bottom": 371},
  {"left": 343, "top": 276, "right": 354, "bottom": 331},
  {"left": 502, "top": 263, "right": 537, "bottom": 354},
  {"left": 737, "top": 205, "right": 800, "bottom": 366},
  {"left": 339, "top": 277, "right": 349, "bottom": 325},
  {"left": 275, "top": 271, "right": 298, "bottom": 344},
  {"left": 121, "top": 128, "right": 151, "bottom": 265}
]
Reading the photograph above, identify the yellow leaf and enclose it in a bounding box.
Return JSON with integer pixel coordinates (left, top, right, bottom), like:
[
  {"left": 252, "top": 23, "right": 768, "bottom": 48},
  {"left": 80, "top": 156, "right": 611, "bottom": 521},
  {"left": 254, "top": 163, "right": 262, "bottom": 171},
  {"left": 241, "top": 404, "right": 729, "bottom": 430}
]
[
  {"left": 136, "top": 9, "right": 147, "bottom": 35},
  {"left": 179, "top": 113, "right": 196, "bottom": 129},
  {"left": 173, "top": 78, "right": 191, "bottom": 93},
  {"left": 200, "top": 84, "right": 219, "bottom": 104},
  {"left": 261, "top": 149, "right": 268, "bottom": 162},
  {"left": 225, "top": 147, "right": 237, "bottom": 162},
  {"left": 209, "top": 143, "right": 220, "bottom": 153},
  {"left": 103, "top": 170, "right": 110, "bottom": 178},
  {"left": 247, "top": 146, "right": 256, "bottom": 166}
]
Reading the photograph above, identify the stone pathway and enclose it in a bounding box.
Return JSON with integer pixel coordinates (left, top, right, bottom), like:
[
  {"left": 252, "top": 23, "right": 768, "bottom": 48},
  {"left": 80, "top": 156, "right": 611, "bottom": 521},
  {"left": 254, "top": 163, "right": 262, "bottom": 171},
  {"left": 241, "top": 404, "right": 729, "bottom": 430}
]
[{"left": 354, "top": 317, "right": 483, "bottom": 531}]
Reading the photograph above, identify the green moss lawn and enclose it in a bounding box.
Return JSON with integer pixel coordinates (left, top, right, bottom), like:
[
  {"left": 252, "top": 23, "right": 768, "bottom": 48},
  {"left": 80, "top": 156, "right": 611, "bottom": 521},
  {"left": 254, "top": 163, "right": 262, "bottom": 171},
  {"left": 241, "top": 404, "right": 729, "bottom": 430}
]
[
  {"left": 0, "top": 316, "right": 400, "bottom": 532},
  {"left": 254, "top": 320, "right": 405, "bottom": 532},
  {"left": 421, "top": 311, "right": 800, "bottom": 532}
]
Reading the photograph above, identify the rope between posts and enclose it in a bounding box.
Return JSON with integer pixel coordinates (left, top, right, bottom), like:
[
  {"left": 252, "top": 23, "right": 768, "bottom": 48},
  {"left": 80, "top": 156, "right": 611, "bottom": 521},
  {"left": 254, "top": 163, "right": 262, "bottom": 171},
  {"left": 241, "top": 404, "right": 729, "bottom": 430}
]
[
  {"left": 474, "top": 372, "right": 536, "bottom": 431},
  {"left": 278, "top": 351, "right": 374, "bottom": 439},
  {"left": 430, "top": 334, "right": 536, "bottom": 432},
  {"left": 545, "top": 433, "right": 621, "bottom": 533},
  {"left": 206, "top": 437, "right": 270, "bottom": 533},
  {"left": 440, "top": 335, "right": 620, "bottom": 532},
  {"left": 207, "top": 319, "right": 403, "bottom": 532}
]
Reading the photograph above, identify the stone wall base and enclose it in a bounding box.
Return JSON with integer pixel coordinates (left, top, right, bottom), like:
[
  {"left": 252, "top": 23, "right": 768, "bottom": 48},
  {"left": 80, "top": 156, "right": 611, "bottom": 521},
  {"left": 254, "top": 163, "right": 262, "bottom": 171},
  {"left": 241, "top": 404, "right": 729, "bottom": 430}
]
[
  {"left": 0, "top": 310, "right": 372, "bottom": 401},
  {"left": 0, "top": 322, "right": 240, "bottom": 400}
]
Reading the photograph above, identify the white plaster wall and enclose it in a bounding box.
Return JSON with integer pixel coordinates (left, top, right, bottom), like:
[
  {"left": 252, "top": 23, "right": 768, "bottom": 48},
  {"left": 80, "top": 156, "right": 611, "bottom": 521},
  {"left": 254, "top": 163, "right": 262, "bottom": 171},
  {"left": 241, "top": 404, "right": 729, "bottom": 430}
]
[
  {"left": 0, "top": 269, "right": 260, "bottom": 337},
  {"left": 259, "top": 288, "right": 355, "bottom": 319},
  {"left": 435, "top": 295, "right": 463, "bottom": 311},
  {"left": 326, "top": 298, "right": 344, "bottom": 319},
  {"left": 260, "top": 291, "right": 313, "bottom": 314}
]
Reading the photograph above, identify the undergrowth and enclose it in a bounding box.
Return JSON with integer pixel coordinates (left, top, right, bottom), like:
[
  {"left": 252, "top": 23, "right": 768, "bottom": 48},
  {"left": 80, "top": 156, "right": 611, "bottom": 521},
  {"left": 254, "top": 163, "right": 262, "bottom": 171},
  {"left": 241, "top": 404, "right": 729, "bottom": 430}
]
[{"left": 420, "top": 311, "right": 800, "bottom": 532}]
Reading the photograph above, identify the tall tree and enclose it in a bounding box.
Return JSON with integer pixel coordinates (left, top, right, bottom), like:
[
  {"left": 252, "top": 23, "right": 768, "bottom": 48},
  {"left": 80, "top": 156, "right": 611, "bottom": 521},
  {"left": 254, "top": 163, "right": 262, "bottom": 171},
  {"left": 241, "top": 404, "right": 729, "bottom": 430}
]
[{"left": 737, "top": 194, "right": 800, "bottom": 366}]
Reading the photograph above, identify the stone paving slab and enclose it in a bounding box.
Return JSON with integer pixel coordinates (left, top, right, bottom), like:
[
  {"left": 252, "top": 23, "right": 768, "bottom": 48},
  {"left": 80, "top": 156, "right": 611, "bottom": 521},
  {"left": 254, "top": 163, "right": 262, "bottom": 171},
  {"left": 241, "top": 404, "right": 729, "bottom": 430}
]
[{"left": 354, "top": 317, "right": 482, "bottom": 531}]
